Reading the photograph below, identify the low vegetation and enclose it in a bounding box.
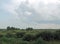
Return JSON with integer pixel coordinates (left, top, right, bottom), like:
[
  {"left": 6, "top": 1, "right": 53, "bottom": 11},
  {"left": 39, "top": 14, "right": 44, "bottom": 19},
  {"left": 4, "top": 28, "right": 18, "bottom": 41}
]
[{"left": 0, "top": 26, "right": 60, "bottom": 44}]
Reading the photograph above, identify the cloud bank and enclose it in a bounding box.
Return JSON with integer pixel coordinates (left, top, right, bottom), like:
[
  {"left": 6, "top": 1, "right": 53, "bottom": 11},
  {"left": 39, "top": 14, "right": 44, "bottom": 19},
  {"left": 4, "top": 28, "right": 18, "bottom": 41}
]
[{"left": 0, "top": 0, "right": 60, "bottom": 29}]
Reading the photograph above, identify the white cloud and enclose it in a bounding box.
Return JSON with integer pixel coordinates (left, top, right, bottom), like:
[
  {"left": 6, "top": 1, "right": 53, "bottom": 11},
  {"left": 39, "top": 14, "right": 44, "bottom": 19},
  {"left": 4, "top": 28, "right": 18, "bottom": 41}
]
[
  {"left": 3, "top": 0, "right": 60, "bottom": 20},
  {"left": 3, "top": 0, "right": 59, "bottom": 21},
  {"left": 25, "top": 11, "right": 32, "bottom": 15},
  {"left": 0, "top": 0, "right": 60, "bottom": 28}
]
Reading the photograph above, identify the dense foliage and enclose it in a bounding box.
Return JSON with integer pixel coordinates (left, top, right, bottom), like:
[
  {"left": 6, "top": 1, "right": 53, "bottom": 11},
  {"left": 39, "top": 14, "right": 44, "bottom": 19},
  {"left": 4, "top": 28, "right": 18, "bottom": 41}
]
[{"left": 0, "top": 27, "right": 60, "bottom": 44}]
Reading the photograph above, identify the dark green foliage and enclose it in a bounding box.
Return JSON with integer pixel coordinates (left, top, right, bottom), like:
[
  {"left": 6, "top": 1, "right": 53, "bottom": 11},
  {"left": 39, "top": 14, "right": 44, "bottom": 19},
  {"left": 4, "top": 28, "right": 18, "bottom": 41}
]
[
  {"left": 7, "top": 26, "right": 11, "bottom": 30},
  {"left": 35, "top": 32, "right": 41, "bottom": 38},
  {"left": 0, "top": 34, "right": 3, "bottom": 38},
  {"left": 26, "top": 27, "right": 33, "bottom": 31},
  {"left": 15, "top": 32, "right": 25, "bottom": 38},
  {"left": 1, "top": 27, "right": 60, "bottom": 44},
  {"left": 7, "top": 26, "right": 20, "bottom": 30},
  {"left": 5, "top": 33, "right": 15, "bottom": 38},
  {"left": 10, "top": 27, "right": 15, "bottom": 30},
  {"left": 54, "top": 31, "right": 60, "bottom": 40},
  {"left": 23, "top": 34, "right": 36, "bottom": 41},
  {"left": 40, "top": 32, "right": 54, "bottom": 41},
  {"left": 39, "top": 31, "right": 60, "bottom": 41},
  {"left": 34, "top": 38, "right": 46, "bottom": 44}
]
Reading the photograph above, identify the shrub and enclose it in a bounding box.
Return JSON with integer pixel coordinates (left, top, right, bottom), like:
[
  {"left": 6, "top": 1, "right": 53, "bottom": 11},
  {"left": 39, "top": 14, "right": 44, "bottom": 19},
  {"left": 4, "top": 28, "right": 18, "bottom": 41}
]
[
  {"left": 5, "top": 33, "right": 14, "bottom": 38},
  {"left": 35, "top": 32, "right": 41, "bottom": 38},
  {"left": 17, "top": 41, "right": 28, "bottom": 44},
  {"left": 40, "top": 32, "right": 54, "bottom": 41},
  {"left": 34, "top": 38, "right": 47, "bottom": 44},
  {"left": 0, "top": 34, "right": 3, "bottom": 38},
  {"left": 54, "top": 32, "right": 60, "bottom": 40},
  {"left": 23, "top": 34, "right": 36, "bottom": 41},
  {"left": 15, "top": 32, "right": 25, "bottom": 38}
]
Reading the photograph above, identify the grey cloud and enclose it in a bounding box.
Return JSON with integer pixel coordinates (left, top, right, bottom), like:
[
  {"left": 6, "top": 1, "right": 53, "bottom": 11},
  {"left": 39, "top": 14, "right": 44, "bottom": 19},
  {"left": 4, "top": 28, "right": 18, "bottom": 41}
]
[
  {"left": 15, "top": 0, "right": 60, "bottom": 24},
  {"left": 0, "top": 0, "right": 60, "bottom": 29}
]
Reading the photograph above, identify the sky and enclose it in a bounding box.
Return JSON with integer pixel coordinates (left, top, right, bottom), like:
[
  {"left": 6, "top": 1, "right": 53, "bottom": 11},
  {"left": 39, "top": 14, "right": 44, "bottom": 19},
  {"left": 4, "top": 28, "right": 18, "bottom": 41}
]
[{"left": 0, "top": 0, "right": 60, "bottom": 29}]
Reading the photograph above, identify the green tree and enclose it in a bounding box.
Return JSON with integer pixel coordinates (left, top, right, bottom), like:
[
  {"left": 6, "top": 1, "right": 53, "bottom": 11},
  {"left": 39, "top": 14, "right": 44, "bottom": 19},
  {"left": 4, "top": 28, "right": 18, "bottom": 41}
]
[
  {"left": 26, "top": 27, "right": 33, "bottom": 31},
  {"left": 7, "top": 26, "right": 11, "bottom": 30}
]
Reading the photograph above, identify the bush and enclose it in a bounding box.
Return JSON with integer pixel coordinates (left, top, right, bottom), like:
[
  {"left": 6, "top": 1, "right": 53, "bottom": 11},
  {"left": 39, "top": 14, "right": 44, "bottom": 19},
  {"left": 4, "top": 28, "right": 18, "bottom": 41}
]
[
  {"left": 35, "top": 32, "right": 41, "bottom": 38},
  {"left": 54, "top": 32, "right": 60, "bottom": 40},
  {"left": 5, "top": 33, "right": 15, "bottom": 38},
  {"left": 34, "top": 38, "right": 47, "bottom": 44},
  {"left": 0, "top": 34, "right": 3, "bottom": 38},
  {"left": 23, "top": 34, "right": 36, "bottom": 41},
  {"left": 17, "top": 41, "right": 28, "bottom": 44},
  {"left": 36, "top": 30, "right": 60, "bottom": 41},
  {"left": 40, "top": 32, "right": 54, "bottom": 41},
  {"left": 15, "top": 32, "right": 25, "bottom": 38}
]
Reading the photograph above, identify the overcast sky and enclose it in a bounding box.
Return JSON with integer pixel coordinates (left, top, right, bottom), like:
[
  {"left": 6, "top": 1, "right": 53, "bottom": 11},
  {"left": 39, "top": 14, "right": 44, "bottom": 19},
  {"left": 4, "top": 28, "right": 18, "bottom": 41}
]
[{"left": 0, "top": 0, "right": 60, "bottom": 29}]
